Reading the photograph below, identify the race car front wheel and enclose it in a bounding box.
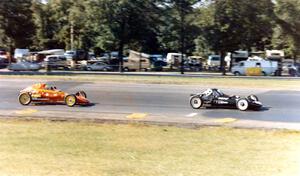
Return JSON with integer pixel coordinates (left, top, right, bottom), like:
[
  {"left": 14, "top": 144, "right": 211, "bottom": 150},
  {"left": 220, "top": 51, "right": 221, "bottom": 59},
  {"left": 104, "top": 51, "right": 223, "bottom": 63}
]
[
  {"left": 237, "top": 98, "right": 249, "bottom": 111},
  {"left": 65, "top": 94, "right": 77, "bottom": 107},
  {"left": 190, "top": 96, "right": 203, "bottom": 109},
  {"left": 248, "top": 94, "right": 259, "bottom": 101},
  {"left": 19, "top": 93, "right": 32, "bottom": 105}
]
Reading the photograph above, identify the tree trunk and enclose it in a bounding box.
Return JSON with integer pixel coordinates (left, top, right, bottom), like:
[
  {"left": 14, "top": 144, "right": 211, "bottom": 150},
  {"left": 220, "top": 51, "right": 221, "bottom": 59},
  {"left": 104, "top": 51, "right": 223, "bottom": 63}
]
[
  {"left": 179, "top": 0, "right": 185, "bottom": 75},
  {"left": 118, "top": 40, "right": 124, "bottom": 72},
  {"left": 118, "top": 20, "right": 126, "bottom": 73},
  {"left": 220, "top": 50, "right": 226, "bottom": 75}
]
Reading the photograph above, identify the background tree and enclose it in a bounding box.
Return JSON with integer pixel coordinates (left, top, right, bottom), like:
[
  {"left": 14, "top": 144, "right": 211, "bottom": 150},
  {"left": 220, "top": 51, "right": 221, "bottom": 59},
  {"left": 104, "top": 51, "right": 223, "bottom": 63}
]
[
  {"left": 0, "top": 0, "right": 35, "bottom": 52},
  {"left": 99, "top": 0, "right": 164, "bottom": 71},
  {"left": 272, "top": 0, "right": 300, "bottom": 59},
  {"left": 195, "top": 0, "right": 275, "bottom": 75}
]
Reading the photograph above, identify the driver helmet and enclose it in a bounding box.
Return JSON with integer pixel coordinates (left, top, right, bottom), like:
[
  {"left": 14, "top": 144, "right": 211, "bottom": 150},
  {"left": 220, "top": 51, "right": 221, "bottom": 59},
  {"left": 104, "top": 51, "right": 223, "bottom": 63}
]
[{"left": 203, "top": 89, "right": 213, "bottom": 96}]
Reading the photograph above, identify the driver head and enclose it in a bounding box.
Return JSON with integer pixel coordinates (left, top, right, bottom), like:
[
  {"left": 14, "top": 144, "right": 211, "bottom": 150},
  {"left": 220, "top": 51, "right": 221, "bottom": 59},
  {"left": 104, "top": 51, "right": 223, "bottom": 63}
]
[{"left": 203, "top": 89, "right": 213, "bottom": 96}]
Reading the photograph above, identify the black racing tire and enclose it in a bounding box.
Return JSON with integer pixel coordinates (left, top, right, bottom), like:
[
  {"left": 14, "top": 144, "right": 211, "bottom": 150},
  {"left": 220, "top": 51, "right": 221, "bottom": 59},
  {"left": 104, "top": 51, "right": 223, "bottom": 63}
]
[
  {"left": 236, "top": 98, "right": 249, "bottom": 111},
  {"left": 123, "top": 67, "right": 129, "bottom": 72},
  {"left": 65, "top": 94, "right": 77, "bottom": 107},
  {"left": 76, "top": 91, "right": 87, "bottom": 98},
  {"left": 262, "top": 71, "right": 267, "bottom": 76},
  {"left": 19, "top": 92, "right": 32, "bottom": 105},
  {"left": 248, "top": 94, "right": 259, "bottom": 101},
  {"left": 190, "top": 96, "right": 203, "bottom": 109}
]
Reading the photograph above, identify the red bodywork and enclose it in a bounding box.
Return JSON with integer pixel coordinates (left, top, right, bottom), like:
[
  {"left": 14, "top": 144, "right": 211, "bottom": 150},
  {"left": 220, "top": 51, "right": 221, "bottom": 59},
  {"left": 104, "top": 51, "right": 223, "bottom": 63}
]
[{"left": 20, "top": 83, "right": 90, "bottom": 105}]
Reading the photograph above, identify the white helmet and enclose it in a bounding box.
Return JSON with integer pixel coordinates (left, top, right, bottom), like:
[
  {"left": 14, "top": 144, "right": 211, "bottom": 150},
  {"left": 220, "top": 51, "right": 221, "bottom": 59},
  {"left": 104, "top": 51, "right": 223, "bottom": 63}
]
[{"left": 203, "top": 89, "right": 213, "bottom": 96}]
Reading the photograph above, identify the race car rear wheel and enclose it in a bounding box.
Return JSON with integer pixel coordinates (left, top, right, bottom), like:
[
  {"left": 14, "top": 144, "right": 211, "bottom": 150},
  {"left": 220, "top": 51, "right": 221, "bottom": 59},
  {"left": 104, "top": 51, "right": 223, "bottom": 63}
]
[
  {"left": 190, "top": 96, "right": 203, "bottom": 109},
  {"left": 237, "top": 98, "right": 249, "bottom": 111},
  {"left": 19, "top": 93, "right": 32, "bottom": 105},
  {"left": 76, "top": 91, "right": 87, "bottom": 98},
  {"left": 65, "top": 94, "right": 77, "bottom": 107},
  {"left": 248, "top": 94, "right": 259, "bottom": 101}
]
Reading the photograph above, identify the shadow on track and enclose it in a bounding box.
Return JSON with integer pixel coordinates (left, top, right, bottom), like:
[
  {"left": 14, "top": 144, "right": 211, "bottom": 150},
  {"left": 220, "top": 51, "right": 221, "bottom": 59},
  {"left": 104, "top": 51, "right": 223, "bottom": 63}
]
[
  {"left": 205, "top": 106, "right": 269, "bottom": 112},
  {"left": 30, "top": 102, "right": 96, "bottom": 107}
]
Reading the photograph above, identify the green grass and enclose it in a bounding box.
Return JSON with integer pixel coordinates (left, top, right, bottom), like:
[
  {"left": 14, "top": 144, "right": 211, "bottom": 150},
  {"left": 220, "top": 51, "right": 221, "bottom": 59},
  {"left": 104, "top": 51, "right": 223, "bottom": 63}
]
[
  {"left": 0, "top": 120, "right": 300, "bottom": 176},
  {"left": 1, "top": 75, "right": 300, "bottom": 90}
]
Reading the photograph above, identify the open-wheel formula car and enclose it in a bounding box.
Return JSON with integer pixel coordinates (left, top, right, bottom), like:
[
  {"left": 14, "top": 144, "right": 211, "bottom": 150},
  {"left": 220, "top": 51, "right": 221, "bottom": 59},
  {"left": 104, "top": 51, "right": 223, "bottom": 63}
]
[
  {"left": 18, "top": 83, "right": 90, "bottom": 107},
  {"left": 189, "top": 88, "right": 262, "bottom": 111}
]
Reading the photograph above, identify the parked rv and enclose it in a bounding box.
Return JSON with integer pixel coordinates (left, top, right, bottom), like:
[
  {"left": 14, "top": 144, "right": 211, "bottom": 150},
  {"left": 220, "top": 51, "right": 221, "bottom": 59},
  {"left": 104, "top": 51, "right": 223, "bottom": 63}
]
[
  {"left": 232, "top": 51, "right": 249, "bottom": 63},
  {"left": 123, "top": 50, "right": 150, "bottom": 71}
]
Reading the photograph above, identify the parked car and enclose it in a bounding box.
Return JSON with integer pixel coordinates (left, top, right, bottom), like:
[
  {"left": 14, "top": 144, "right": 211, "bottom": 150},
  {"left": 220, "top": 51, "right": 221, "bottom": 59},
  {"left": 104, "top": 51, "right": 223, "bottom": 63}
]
[
  {"left": 231, "top": 60, "right": 278, "bottom": 76},
  {"left": 282, "top": 59, "right": 299, "bottom": 76},
  {"left": 0, "top": 57, "right": 8, "bottom": 69},
  {"left": 8, "top": 61, "right": 41, "bottom": 71},
  {"left": 43, "top": 55, "right": 70, "bottom": 70},
  {"left": 0, "top": 50, "right": 8, "bottom": 59},
  {"left": 85, "top": 62, "right": 113, "bottom": 71},
  {"left": 207, "top": 55, "right": 221, "bottom": 70},
  {"left": 149, "top": 54, "right": 167, "bottom": 71},
  {"left": 187, "top": 56, "right": 204, "bottom": 71}
]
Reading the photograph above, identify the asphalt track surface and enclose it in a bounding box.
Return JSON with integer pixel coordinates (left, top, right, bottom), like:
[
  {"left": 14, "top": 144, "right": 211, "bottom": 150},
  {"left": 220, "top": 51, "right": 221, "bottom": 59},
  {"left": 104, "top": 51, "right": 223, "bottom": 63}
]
[{"left": 1, "top": 78, "right": 300, "bottom": 123}]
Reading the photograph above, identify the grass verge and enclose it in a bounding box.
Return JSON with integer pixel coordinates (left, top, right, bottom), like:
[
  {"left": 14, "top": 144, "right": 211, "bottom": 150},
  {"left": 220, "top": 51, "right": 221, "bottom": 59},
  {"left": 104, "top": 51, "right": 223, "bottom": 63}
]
[
  {"left": 0, "top": 120, "right": 299, "bottom": 176},
  {"left": 1, "top": 75, "right": 300, "bottom": 90}
]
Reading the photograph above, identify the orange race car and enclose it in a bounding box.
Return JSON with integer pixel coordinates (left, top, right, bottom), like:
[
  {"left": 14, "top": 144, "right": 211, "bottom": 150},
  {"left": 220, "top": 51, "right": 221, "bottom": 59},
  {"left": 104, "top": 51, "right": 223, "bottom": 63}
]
[{"left": 18, "top": 83, "right": 90, "bottom": 107}]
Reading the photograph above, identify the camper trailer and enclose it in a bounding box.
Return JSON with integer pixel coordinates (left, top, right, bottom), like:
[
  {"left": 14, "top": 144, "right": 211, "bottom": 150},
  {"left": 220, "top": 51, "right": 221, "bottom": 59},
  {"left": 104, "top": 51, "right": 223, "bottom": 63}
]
[{"left": 123, "top": 50, "right": 150, "bottom": 71}]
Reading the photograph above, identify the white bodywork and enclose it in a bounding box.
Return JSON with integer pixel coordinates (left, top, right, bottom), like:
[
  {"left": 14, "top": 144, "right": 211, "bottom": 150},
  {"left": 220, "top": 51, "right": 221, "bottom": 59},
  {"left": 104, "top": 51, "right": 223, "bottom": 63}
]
[
  {"left": 14, "top": 49, "right": 29, "bottom": 59},
  {"left": 207, "top": 55, "right": 220, "bottom": 67},
  {"left": 166, "top": 53, "right": 186, "bottom": 65},
  {"left": 266, "top": 50, "right": 284, "bottom": 59},
  {"left": 38, "top": 49, "right": 65, "bottom": 56},
  {"left": 231, "top": 60, "right": 278, "bottom": 76}
]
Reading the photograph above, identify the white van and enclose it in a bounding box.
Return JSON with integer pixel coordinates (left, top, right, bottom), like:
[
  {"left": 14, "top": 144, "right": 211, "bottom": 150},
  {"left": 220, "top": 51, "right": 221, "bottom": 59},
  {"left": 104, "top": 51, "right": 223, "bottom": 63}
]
[
  {"left": 207, "top": 55, "right": 221, "bottom": 70},
  {"left": 166, "top": 53, "right": 186, "bottom": 67},
  {"left": 232, "top": 60, "right": 278, "bottom": 76}
]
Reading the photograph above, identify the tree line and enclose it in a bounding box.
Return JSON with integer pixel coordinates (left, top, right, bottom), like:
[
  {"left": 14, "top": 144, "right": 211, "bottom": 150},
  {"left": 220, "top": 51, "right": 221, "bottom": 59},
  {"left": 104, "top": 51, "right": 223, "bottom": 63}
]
[{"left": 0, "top": 0, "right": 299, "bottom": 59}]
